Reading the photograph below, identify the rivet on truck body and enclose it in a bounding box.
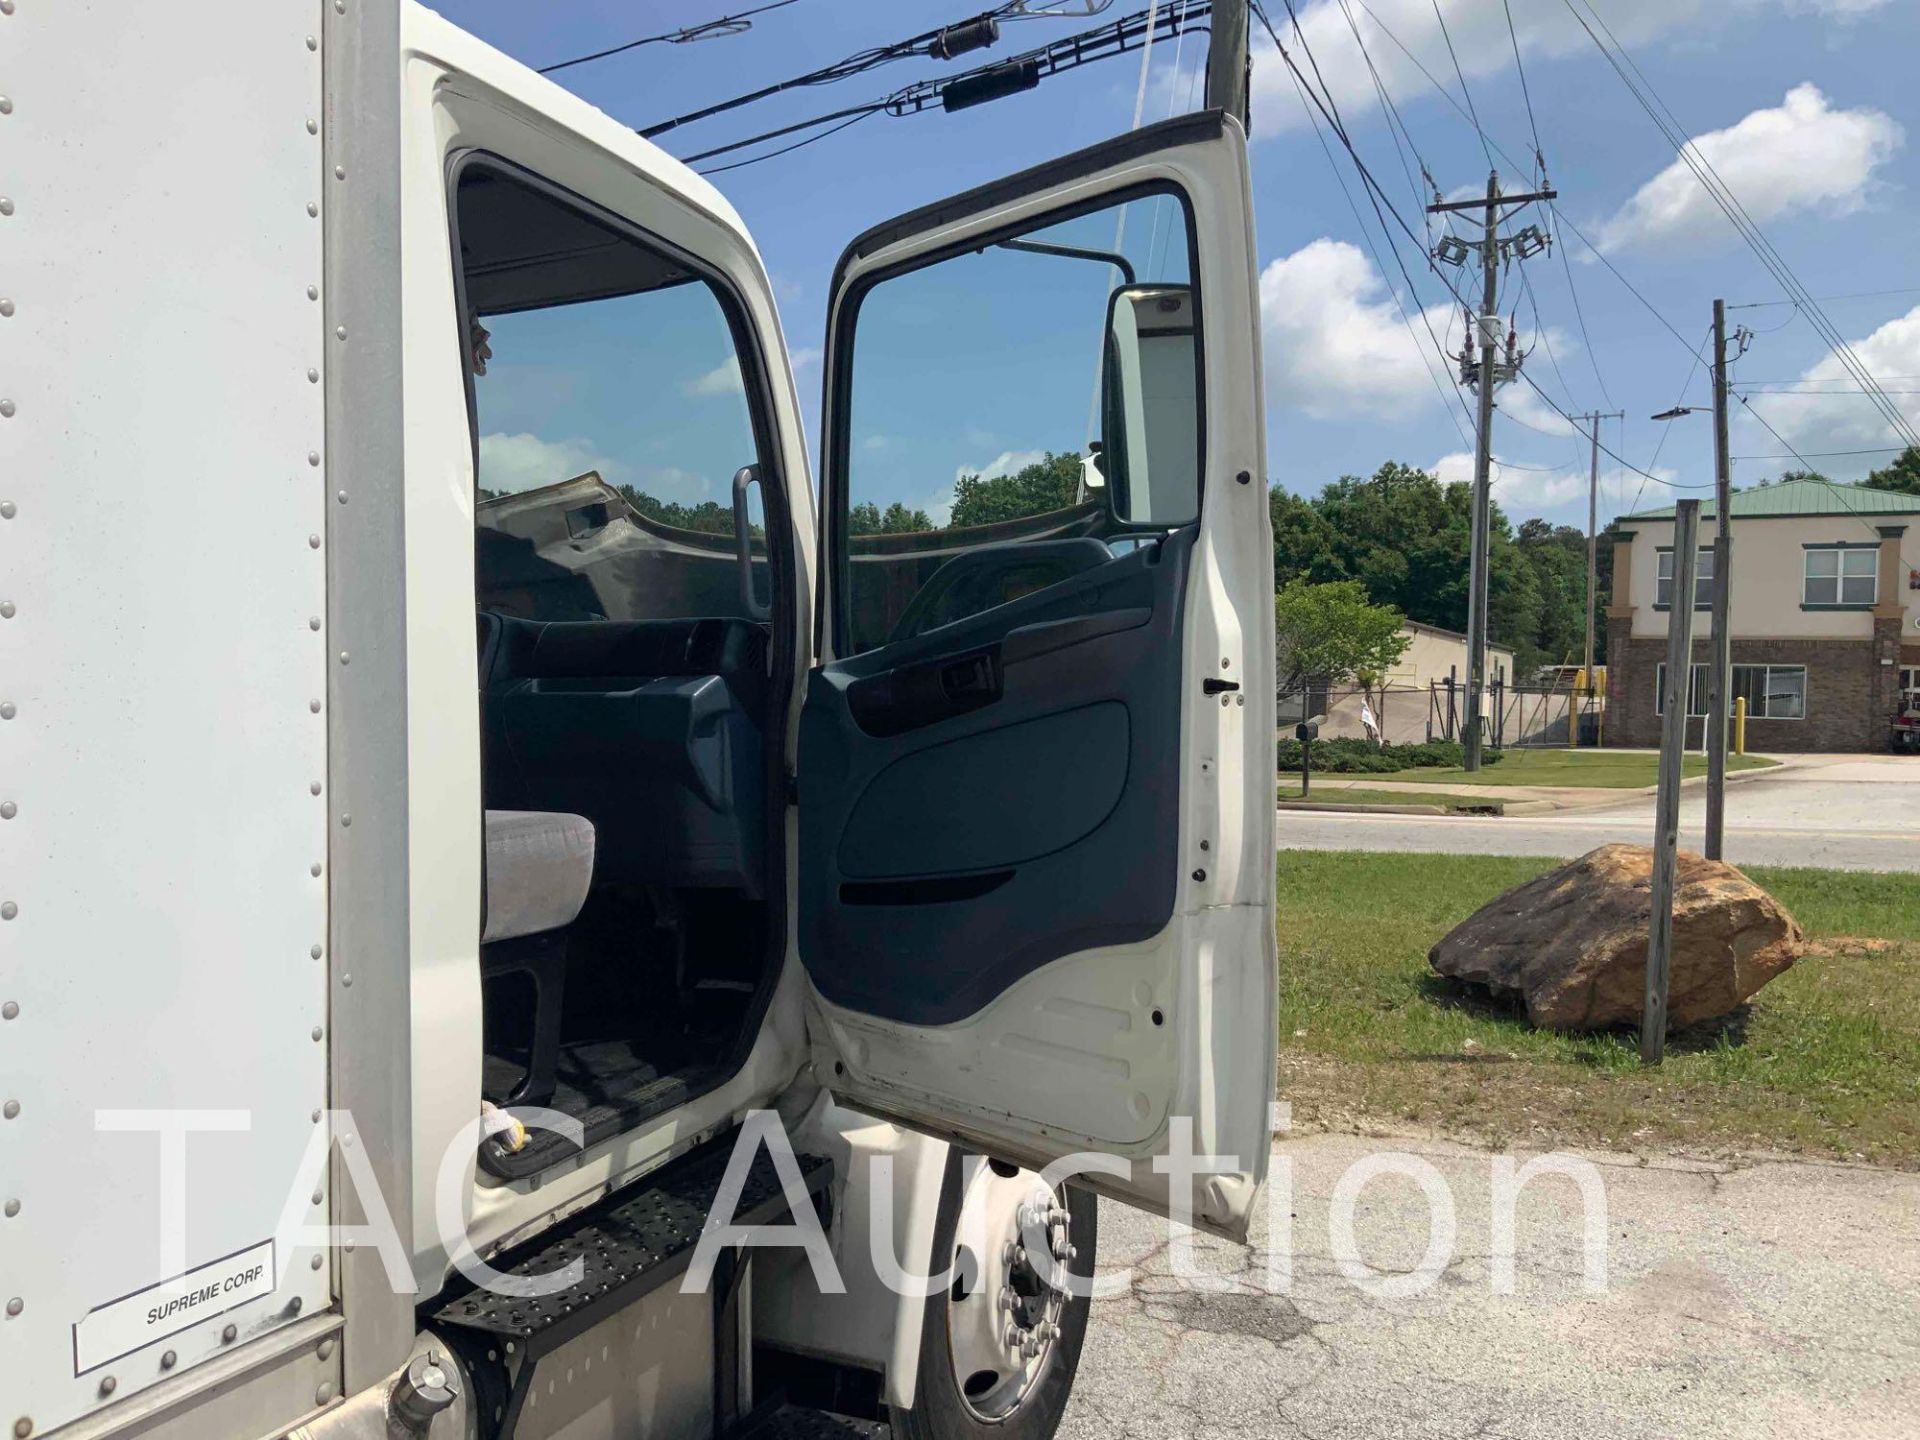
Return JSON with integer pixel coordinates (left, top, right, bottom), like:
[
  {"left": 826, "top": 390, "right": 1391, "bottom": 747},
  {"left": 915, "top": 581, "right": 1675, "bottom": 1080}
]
[
  {"left": 0, "top": 903, "right": 16, "bottom": 920},
  {"left": 309, "top": 616, "right": 322, "bottom": 631},
  {"left": 310, "top": 781, "right": 322, "bottom": 796},
  {"left": 3, "top": 1200, "right": 18, "bottom": 1218},
  {"left": 0, "top": 199, "right": 15, "bottom": 216},
  {"left": 306, "top": 118, "right": 318, "bottom": 136},
  {"left": 0, "top": 703, "right": 14, "bottom": 720},
  {"left": 310, "top": 944, "right": 323, "bottom": 960},
  {"left": 308, "top": 534, "right": 321, "bottom": 549},
  {"left": 1, "top": 1002, "right": 16, "bottom": 1019},
  {"left": 96, "top": 1377, "right": 115, "bottom": 1400},
  {"left": 0, "top": 300, "right": 12, "bottom": 317},
  {"left": 335, "top": 325, "right": 347, "bottom": 340},
  {"left": 0, "top": 603, "right": 13, "bottom": 619},
  {"left": 0, "top": 401, "right": 15, "bottom": 418},
  {"left": 5, "top": 1297, "right": 21, "bottom": 1315},
  {"left": 222, "top": 1324, "right": 237, "bottom": 1344},
  {"left": 306, "top": 202, "right": 318, "bottom": 218},
  {"left": 310, "top": 1253, "right": 323, "bottom": 1270},
  {"left": 12, "top": 1419, "right": 28, "bottom": 1439},
  {"left": 307, "top": 451, "right": 320, "bottom": 467},
  {"left": 3, "top": 1101, "right": 18, "bottom": 1118},
  {"left": 310, "top": 699, "right": 322, "bottom": 714},
  {"left": 311, "top": 1026, "right": 324, "bottom": 1042},
  {"left": 333, "top": 165, "right": 346, "bottom": 180},
  {"left": 0, "top": 802, "right": 14, "bottom": 819},
  {"left": 307, "top": 367, "right": 320, "bottom": 383},
  {"left": 0, "top": 502, "right": 16, "bottom": 519},
  {"left": 160, "top": 1350, "right": 177, "bottom": 1370},
  {"left": 307, "top": 286, "right": 318, "bottom": 301},
  {"left": 310, "top": 863, "right": 322, "bottom": 877},
  {"left": 305, "top": 34, "right": 317, "bottom": 50}
]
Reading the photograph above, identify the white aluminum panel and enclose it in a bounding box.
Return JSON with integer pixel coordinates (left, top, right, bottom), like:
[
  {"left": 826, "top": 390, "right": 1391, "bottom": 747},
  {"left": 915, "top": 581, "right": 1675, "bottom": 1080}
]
[{"left": 1, "top": 2, "right": 333, "bottom": 1433}]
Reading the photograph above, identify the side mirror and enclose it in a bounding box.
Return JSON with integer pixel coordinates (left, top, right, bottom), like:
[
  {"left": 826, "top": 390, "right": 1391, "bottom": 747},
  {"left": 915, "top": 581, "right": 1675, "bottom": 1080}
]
[{"left": 1100, "top": 283, "right": 1199, "bottom": 527}]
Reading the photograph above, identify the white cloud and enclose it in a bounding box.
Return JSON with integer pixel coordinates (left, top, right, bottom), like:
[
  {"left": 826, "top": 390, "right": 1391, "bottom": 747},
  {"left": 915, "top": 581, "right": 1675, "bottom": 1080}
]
[
  {"left": 957, "top": 448, "right": 1048, "bottom": 482},
  {"left": 1739, "top": 303, "right": 1920, "bottom": 472},
  {"left": 789, "top": 346, "right": 823, "bottom": 371},
  {"left": 1594, "top": 84, "right": 1901, "bottom": 254},
  {"left": 1248, "top": 1, "right": 1889, "bottom": 138},
  {"left": 1259, "top": 238, "right": 1454, "bottom": 420},
  {"left": 685, "top": 355, "right": 744, "bottom": 397},
  {"left": 1432, "top": 451, "right": 1589, "bottom": 511},
  {"left": 477, "top": 432, "right": 620, "bottom": 495},
  {"left": 1496, "top": 383, "right": 1579, "bottom": 440}
]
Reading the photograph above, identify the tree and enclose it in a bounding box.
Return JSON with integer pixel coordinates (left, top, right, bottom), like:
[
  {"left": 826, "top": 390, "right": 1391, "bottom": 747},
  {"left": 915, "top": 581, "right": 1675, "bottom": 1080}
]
[
  {"left": 616, "top": 484, "right": 735, "bottom": 535},
  {"left": 848, "top": 500, "right": 934, "bottom": 535},
  {"left": 949, "top": 451, "right": 1082, "bottom": 527},
  {"left": 1866, "top": 446, "right": 1920, "bottom": 496},
  {"left": 1273, "top": 579, "right": 1410, "bottom": 706}
]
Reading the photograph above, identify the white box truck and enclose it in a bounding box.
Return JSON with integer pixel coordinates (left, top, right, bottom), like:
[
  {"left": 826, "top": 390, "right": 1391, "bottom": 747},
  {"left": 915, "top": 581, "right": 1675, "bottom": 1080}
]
[{"left": 0, "top": 4, "right": 1275, "bottom": 1437}]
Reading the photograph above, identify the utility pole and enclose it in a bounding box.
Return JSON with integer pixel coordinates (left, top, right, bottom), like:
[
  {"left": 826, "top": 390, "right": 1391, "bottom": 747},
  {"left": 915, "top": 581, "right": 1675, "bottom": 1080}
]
[
  {"left": 1645, "top": 500, "right": 1702, "bottom": 1066},
  {"left": 1577, "top": 410, "right": 1624, "bottom": 747},
  {"left": 1206, "top": 0, "right": 1249, "bottom": 125},
  {"left": 1429, "top": 172, "right": 1556, "bottom": 770},
  {"left": 1704, "top": 298, "right": 1735, "bottom": 860}
]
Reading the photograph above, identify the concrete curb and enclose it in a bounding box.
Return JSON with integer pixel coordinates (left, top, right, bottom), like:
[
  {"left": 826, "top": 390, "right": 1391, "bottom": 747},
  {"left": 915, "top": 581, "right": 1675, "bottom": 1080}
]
[{"left": 1278, "top": 799, "right": 1505, "bottom": 817}]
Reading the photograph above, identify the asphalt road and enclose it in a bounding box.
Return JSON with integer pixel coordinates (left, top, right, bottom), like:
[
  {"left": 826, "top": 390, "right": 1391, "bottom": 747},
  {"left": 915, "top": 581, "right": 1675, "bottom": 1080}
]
[
  {"left": 1277, "top": 754, "right": 1920, "bottom": 872},
  {"left": 1061, "top": 1132, "right": 1920, "bottom": 1440}
]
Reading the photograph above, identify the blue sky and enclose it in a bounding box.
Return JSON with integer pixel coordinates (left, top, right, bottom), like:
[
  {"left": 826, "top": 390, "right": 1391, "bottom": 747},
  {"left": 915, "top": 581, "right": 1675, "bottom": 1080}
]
[{"left": 445, "top": 0, "right": 1920, "bottom": 531}]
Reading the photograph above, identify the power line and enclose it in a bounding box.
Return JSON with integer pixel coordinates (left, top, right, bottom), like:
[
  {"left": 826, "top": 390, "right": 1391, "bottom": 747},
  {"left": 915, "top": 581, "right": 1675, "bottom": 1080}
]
[
  {"left": 538, "top": 0, "right": 800, "bottom": 75},
  {"left": 697, "top": 109, "right": 879, "bottom": 175},
  {"left": 1252, "top": 2, "right": 1688, "bottom": 496},
  {"left": 1500, "top": 0, "right": 1546, "bottom": 183},
  {"left": 1731, "top": 445, "right": 1909, "bottom": 460},
  {"left": 1347, "top": 0, "right": 1696, "bottom": 366},
  {"left": 639, "top": 3, "right": 1026, "bottom": 140},
  {"left": 673, "top": 2, "right": 1207, "bottom": 171},
  {"left": 1429, "top": 0, "right": 1494, "bottom": 171},
  {"left": 1730, "top": 287, "right": 1920, "bottom": 310},
  {"left": 1561, "top": 0, "right": 1920, "bottom": 452}
]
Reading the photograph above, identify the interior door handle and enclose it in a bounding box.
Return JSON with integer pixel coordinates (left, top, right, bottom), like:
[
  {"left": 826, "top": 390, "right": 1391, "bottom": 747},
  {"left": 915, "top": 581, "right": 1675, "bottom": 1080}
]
[{"left": 1203, "top": 677, "right": 1240, "bottom": 695}]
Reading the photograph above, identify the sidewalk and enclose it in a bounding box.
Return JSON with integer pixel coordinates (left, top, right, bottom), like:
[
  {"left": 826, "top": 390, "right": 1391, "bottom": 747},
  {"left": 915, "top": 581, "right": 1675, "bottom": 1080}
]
[
  {"left": 1297, "top": 755, "right": 1795, "bottom": 815},
  {"left": 1061, "top": 1131, "right": 1920, "bottom": 1440}
]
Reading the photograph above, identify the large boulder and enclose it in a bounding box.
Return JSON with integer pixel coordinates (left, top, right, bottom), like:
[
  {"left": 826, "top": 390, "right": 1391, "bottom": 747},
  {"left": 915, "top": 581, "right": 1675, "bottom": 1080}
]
[{"left": 1428, "top": 844, "right": 1802, "bottom": 1030}]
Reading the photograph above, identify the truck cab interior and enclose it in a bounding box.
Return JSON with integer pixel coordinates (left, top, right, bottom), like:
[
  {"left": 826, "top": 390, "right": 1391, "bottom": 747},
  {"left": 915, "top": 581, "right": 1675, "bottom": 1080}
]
[{"left": 452, "top": 157, "right": 791, "bottom": 1178}]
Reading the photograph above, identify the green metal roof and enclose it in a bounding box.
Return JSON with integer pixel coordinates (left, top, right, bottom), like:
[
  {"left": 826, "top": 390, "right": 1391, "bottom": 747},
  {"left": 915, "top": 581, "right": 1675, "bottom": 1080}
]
[{"left": 1622, "top": 477, "right": 1920, "bottom": 523}]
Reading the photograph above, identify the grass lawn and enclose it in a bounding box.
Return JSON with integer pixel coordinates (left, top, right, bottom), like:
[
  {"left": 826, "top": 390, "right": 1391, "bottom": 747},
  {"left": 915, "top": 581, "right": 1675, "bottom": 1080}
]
[
  {"left": 1366, "top": 748, "right": 1776, "bottom": 788},
  {"left": 1277, "top": 850, "right": 1920, "bottom": 1165},
  {"left": 1276, "top": 783, "right": 1500, "bottom": 810}
]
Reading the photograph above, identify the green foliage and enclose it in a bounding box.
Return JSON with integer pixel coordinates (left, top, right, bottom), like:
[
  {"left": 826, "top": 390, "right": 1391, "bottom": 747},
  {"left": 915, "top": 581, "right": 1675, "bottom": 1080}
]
[
  {"left": 1273, "top": 579, "right": 1410, "bottom": 697},
  {"left": 1272, "top": 737, "right": 1500, "bottom": 773},
  {"left": 1269, "top": 462, "right": 1613, "bottom": 673},
  {"left": 616, "top": 484, "right": 735, "bottom": 535},
  {"left": 1866, "top": 446, "right": 1920, "bottom": 497},
  {"left": 948, "top": 451, "right": 1082, "bottom": 527},
  {"left": 848, "top": 500, "right": 935, "bottom": 535}
]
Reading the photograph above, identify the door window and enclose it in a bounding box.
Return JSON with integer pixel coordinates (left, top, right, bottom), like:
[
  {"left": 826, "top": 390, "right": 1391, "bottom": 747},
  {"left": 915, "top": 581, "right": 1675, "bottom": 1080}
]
[
  {"left": 835, "top": 189, "right": 1199, "bottom": 655},
  {"left": 455, "top": 161, "right": 768, "bottom": 622}
]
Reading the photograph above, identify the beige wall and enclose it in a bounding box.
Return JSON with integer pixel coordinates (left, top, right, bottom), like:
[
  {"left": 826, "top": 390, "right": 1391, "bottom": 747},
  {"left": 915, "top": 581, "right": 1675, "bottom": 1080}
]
[
  {"left": 1620, "top": 515, "right": 1918, "bottom": 640},
  {"left": 1385, "top": 622, "right": 1517, "bottom": 687}
]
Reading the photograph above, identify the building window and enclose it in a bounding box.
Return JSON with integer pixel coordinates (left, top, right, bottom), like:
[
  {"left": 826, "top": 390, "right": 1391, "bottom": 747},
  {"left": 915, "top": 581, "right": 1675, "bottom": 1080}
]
[
  {"left": 1655, "top": 546, "right": 1713, "bottom": 609},
  {"left": 1656, "top": 663, "right": 1806, "bottom": 720},
  {"left": 1803, "top": 546, "right": 1877, "bottom": 608}
]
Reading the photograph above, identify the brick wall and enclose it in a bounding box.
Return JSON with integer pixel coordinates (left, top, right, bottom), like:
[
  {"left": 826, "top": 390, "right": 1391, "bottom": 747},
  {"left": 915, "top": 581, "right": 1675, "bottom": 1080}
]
[{"left": 1604, "top": 630, "right": 1882, "bottom": 752}]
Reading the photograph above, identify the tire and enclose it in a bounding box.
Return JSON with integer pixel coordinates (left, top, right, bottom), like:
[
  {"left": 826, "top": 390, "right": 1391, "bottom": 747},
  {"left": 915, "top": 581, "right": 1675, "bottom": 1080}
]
[{"left": 892, "top": 1151, "right": 1099, "bottom": 1440}]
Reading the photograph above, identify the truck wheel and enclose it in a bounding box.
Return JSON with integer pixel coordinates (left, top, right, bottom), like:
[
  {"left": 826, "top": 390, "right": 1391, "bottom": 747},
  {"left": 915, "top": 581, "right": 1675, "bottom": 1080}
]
[{"left": 894, "top": 1152, "right": 1098, "bottom": 1440}]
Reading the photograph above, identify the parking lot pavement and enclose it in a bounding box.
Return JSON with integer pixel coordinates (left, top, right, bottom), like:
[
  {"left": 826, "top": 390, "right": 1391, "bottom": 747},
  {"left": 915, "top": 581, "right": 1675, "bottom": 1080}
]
[
  {"left": 1061, "top": 1132, "right": 1920, "bottom": 1440},
  {"left": 1277, "top": 753, "right": 1920, "bottom": 871}
]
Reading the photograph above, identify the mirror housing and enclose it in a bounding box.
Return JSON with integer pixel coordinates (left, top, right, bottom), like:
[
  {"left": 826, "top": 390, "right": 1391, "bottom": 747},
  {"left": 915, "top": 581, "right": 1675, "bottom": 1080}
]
[{"left": 1100, "top": 283, "right": 1199, "bottom": 528}]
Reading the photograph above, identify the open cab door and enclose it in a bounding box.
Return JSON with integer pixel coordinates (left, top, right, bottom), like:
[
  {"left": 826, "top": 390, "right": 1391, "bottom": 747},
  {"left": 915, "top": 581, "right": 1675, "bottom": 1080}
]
[{"left": 798, "top": 112, "right": 1275, "bottom": 1238}]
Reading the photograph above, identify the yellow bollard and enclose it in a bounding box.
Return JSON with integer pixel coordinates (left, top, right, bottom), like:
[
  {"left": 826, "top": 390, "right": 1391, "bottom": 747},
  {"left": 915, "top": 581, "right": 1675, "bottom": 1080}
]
[{"left": 1734, "top": 695, "right": 1747, "bottom": 756}]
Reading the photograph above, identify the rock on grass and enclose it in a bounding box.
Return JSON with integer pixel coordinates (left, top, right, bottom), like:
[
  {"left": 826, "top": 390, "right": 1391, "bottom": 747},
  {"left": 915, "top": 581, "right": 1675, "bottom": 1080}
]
[{"left": 1427, "top": 843, "right": 1803, "bottom": 1030}]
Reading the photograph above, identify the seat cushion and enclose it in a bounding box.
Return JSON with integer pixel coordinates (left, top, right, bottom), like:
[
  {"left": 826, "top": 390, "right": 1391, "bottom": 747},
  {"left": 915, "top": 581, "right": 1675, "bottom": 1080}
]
[{"left": 483, "top": 810, "right": 596, "bottom": 944}]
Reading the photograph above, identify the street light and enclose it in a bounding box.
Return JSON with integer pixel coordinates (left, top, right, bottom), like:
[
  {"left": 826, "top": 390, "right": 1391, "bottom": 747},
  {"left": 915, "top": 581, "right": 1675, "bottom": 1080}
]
[{"left": 1650, "top": 406, "right": 1701, "bottom": 421}]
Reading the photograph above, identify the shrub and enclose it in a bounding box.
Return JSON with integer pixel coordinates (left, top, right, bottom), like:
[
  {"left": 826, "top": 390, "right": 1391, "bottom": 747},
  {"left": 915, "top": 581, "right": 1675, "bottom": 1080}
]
[{"left": 1273, "top": 736, "right": 1503, "bottom": 773}]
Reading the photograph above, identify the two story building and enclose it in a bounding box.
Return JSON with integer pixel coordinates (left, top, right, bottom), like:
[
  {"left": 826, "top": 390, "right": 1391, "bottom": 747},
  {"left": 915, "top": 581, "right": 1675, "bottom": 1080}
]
[{"left": 1605, "top": 478, "right": 1920, "bottom": 752}]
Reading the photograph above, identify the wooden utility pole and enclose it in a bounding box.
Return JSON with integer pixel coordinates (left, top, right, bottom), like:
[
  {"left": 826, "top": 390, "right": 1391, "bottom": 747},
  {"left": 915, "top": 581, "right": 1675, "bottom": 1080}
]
[
  {"left": 1206, "top": 0, "right": 1249, "bottom": 125},
  {"left": 1429, "top": 175, "right": 1556, "bottom": 770},
  {"left": 1704, "top": 299, "right": 1735, "bottom": 860},
  {"left": 1645, "top": 499, "right": 1702, "bottom": 1066},
  {"left": 1576, "top": 410, "right": 1624, "bottom": 747}
]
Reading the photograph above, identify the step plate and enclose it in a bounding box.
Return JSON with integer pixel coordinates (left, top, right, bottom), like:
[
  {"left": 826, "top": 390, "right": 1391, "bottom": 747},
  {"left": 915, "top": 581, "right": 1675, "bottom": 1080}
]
[
  {"left": 432, "top": 1137, "right": 832, "bottom": 1347},
  {"left": 746, "top": 1405, "right": 892, "bottom": 1440}
]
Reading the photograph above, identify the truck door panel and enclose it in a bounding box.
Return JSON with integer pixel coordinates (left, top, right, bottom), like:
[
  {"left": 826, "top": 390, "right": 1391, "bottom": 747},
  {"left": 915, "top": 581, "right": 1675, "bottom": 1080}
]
[{"left": 798, "top": 112, "right": 1277, "bottom": 1236}]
